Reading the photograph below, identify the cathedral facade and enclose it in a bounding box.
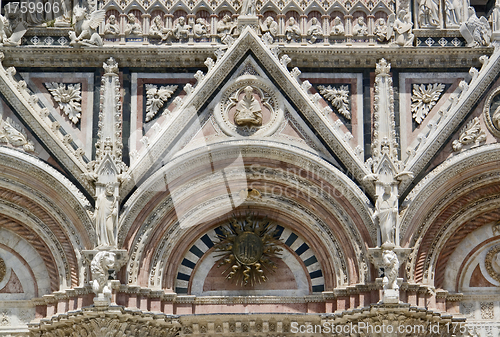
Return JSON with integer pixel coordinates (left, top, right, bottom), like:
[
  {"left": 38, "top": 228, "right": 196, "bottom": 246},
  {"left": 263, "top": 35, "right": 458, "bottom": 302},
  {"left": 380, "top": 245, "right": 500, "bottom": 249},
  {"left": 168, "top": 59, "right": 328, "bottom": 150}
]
[{"left": 0, "top": 0, "right": 499, "bottom": 335}]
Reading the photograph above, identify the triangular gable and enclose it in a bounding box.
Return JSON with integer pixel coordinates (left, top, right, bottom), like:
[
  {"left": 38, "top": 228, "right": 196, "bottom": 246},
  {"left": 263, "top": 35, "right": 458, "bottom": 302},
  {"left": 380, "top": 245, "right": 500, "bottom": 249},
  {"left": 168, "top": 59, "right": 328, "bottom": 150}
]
[
  {"left": 0, "top": 54, "right": 93, "bottom": 196},
  {"left": 401, "top": 51, "right": 500, "bottom": 198},
  {"left": 124, "top": 27, "right": 372, "bottom": 196}
]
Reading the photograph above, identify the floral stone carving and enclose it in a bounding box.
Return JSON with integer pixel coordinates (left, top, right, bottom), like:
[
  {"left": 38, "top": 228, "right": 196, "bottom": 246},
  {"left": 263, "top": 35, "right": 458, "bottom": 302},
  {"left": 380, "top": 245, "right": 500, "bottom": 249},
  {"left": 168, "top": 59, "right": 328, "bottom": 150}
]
[
  {"left": 145, "top": 84, "right": 178, "bottom": 122},
  {"left": 45, "top": 82, "right": 82, "bottom": 124},
  {"left": 411, "top": 83, "right": 445, "bottom": 124},
  {"left": 452, "top": 117, "right": 486, "bottom": 151},
  {"left": 214, "top": 215, "right": 282, "bottom": 286},
  {"left": 0, "top": 116, "right": 35, "bottom": 152},
  {"left": 317, "top": 85, "right": 351, "bottom": 119}
]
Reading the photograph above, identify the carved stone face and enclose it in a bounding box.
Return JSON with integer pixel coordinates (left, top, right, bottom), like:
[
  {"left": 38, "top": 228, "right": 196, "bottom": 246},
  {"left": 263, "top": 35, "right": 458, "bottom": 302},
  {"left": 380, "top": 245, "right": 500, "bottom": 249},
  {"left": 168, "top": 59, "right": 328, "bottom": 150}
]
[
  {"left": 109, "top": 15, "right": 116, "bottom": 24},
  {"left": 266, "top": 17, "right": 273, "bottom": 25},
  {"left": 105, "top": 184, "right": 114, "bottom": 197},
  {"left": 311, "top": 17, "right": 318, "bottom": 25},
  {"left": 358, "top": 17, "right": 365, "bottom": 25},
  {"left": 179, "top": 16, "right": 185, "bottom": 25},
  {"left": 288, "top": 17, "right": 295, "bottom": 25}
]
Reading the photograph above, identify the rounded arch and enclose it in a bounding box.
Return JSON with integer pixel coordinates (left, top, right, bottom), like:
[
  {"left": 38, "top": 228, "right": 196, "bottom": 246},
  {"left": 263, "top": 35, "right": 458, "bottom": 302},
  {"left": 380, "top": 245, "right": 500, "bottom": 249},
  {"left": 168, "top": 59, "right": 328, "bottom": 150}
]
[
  {"left": 400, "top": 144, "right": 500, "bottom": 286},
  {"left": 119, "top": 140, "right": 375, "bottom": 291},
  {"left": 0, "top": 147, "right": 94, "bottom": 289}
]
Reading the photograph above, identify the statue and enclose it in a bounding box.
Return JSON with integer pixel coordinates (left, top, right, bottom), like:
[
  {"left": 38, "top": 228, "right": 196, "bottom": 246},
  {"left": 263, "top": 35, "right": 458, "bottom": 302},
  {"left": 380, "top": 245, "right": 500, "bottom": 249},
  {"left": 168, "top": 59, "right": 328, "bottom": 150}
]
[
  {"left": 330, "top": 16, "right": 344, "bottom": 36},
  {"left": 234, "top": 86, "right": 262, "bottom": 127},
  {"left": 492, "top": 105, "right": 500, "bottom": 130},
  {"left": 0, "top": 9, "right": 27, "bottom": 46},
  {"left": 285, "top": 17, "right": 301, "bottom": 41},
  {"left": 418, "top": 0, "right": 440, "bottom": 27},
  {"left": 149, "top": 15, "right": 172, "bottom": 41},
  {"left": 69, "top": 7, "right": 106, "bottom": 47},
  {"left": 173, "top": 16, "right": 191, "bottom": 40},
  {"left": 460, "top": 6, "right": 491, "bottom": 47},
  {"left": 124, "top": 12, "right": 142, "bottom": 36},
  {"left": 493, "top": 0, "right": 500, "bottom": 33},
  {"left": 54, "top": 0, "right": 72, "bottom": 27},
  {"left": 193, "top": 18, "right": 209, "bottom": 38},
  {"left": 240, "top": 0, "right": 256, "bottom": 16},
  {"left": 391, "top": 10, "right": 414, "bottom": 47},
  {"left": 444, "top": 0, "right": 461, "bottom": 27},
  {"left": 353, "top": 17, "right": 368, "bottom": 36},
  {"left": 217, "top": 15, "right": 237, "bottom": 45},
  {"left": 374, "top": 18, "right": 388, "bottom": 42},
  {"left": 382, "top": 249, "right": 399, "bottom": 290},
  {"left": 93, "top": 183, "right": 118, "bottom": 248},
  {"left": 307, "top": 17, "right": 323, "bottom": 43},
  {"left": 90, "top": 251, "right": 115, "bottom": 299},
  {"left": 103, "top": 15, "right": 120, "bottom": 35},
  {"left": 373, "top": 184, "right": 397, "bottom": 247},
  {"left": 261, "top": 16, "right": 278, "bottom": 44}
]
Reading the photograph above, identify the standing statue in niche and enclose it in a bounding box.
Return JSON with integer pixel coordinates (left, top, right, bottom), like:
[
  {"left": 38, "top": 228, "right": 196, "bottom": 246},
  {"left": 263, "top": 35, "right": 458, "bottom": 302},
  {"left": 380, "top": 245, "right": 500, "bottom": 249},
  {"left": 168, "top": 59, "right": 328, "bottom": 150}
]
[
  {"left": 382, "top": 249, "right": 399, "bottom": 290},
  {"left": 373, "top": 184, "right": 397, "bottom": 247},
  {"left": 93, "top": 183, "right": 118, "bottom": 248},
  {"left": 460, "top": 6, "right": 491, "bottom": 47},
  {"left": 307, "top": 17, "right": 323, "bottom": 43},
  {"left": 493, "top": 0, "right": 500, "bottom": 33},
  {"left": 285, "top": 17, "right": 301, "bottom": 41},
  {"left": 234, "top": 86, "right": 262, "bottom": 127},
  {"left": 444, "top": 0, "right": 461, "bottom": 26},
  {"left": 240, "top": 0, "right": 256, "bottom": 16},
  {"left": 418, "top": 0, "right": 440, "bottom": 27}
]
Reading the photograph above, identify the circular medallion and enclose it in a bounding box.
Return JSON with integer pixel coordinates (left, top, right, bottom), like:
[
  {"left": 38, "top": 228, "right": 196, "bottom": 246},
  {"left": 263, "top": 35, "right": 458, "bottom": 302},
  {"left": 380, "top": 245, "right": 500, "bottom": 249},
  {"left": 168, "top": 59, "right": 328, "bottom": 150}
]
[
  {"left": 484, "top": 244, "right": 500, "bottom": 283},
  {"left": 483, "top": 86, "right": 500, "bottom": 138},
  {"left": 0, "top": 258, "right": 5, "bottom": 283},
  {"left": 214, "top": 75, "right": 284, "bottom": 137},
  {"left": 233, "top": 232, "right": 264, "bottom": 265}
]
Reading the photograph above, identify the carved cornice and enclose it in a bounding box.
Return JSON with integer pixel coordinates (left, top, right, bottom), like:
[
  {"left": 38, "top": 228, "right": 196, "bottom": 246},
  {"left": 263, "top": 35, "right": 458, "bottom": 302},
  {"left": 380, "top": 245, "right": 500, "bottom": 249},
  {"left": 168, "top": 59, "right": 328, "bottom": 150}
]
[{"left": 0, "top": 46, "right": 490, "bottom": 69}]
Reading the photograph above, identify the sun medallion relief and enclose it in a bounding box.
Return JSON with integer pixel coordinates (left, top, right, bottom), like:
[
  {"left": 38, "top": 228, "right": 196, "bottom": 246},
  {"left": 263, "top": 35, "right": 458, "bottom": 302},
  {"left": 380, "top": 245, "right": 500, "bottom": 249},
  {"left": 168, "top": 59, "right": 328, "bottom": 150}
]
[
  {"left": 214, "top": 75, "right": 284, "bottom": 137},
  {"left": 214, "top": 215, "right": 283, "bottom": 287}
]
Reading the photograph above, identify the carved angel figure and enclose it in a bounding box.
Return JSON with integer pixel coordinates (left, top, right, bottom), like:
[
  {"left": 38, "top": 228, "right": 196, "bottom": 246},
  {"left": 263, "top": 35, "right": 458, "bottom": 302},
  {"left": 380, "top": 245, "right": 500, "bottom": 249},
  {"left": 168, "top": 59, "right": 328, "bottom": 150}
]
[
  {"left": 90, "top": 251, "right": 116, "bottom": 296},
  {"left": 285, "top": 17, "right": 301, "bottom": 41},
  {"left": 234, "top": 86, "right": 262, "bottom": 127},
  {"left": 390, "top": 10, "right": 414, "bottom": 47},
  {"left": 104, "top": 15, "right": 120, "bottom": 35},
  {"left": 69, "top": 7, "right": 106, "bottom": 47},
  {"left": 460, "top": 6, "right": 491, "bottom": 47},
  {"left": 330, "top": 16, "right": 344, "bottom": 36},
  {"left": 93, "top": 183, "right": 118, "bottom": 248},
  {"left": 307, "top": 17, "right": 323, "bottom": 43},
  {"left": 382, "top": 250, "right": 399, "bottom": 290}
]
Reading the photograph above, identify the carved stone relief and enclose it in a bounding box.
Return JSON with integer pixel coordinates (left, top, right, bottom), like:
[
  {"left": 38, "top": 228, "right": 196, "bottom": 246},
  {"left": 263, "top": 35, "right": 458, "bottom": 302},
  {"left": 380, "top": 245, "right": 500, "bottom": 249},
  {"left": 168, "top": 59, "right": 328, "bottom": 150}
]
[
  {"left": 317, "top": 85, "right": 351, "bottom": 119},
  {"left": 214, "top": 75, "right": 284, "bottom": 137},
  {"left": 452, "top": 117, "right": 486, "bottom": 151},
  {"left": 0, "top": 257, "right": 5, "bottom": 283},
  {"left": 45, "top": 82, "right": 82, "bottom": 124},
  {"left": 411, "top": 83, "right": 445, "bottom": 124},
  {"left": 145, "top": 84, "right": 178, "bottom": 122},
  {"left": 484, "top": 244, "right": 500, "bottom": 283},
  {"left": 0, "top": 115, "right": 35, "bottom": 152},
  {"left": 483, "top": 86, "right": 500, "bottom": 138}
]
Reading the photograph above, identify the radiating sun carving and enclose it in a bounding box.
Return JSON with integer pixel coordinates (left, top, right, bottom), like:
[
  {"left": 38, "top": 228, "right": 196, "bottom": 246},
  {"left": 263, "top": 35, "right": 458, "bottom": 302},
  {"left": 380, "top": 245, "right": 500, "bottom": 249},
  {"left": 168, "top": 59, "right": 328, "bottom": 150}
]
[{"left": 214, "top": 215, "right": 283, "bottom": 287}]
